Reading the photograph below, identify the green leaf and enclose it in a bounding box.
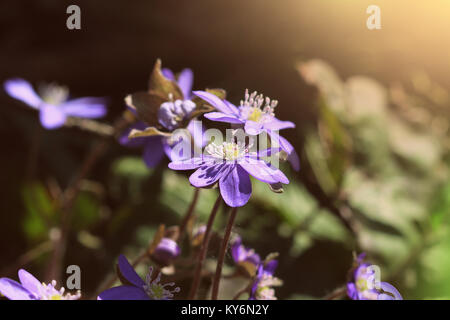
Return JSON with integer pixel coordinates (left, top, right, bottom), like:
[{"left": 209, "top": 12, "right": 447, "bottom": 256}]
[
  {"left": 252, "top": 179, "right": 351, "bottom": 246},
  {"left": 160, "top": 170, "right": 218, "bottom": 221},
  {"left": 21, "top": 182, "right": 54, "bottom": 242},
  {"left": 72, "top": 192, "right": 101, "bottom": 231},
  {"left": 112, "top": 156, "right": 152, "bottom": 179}
]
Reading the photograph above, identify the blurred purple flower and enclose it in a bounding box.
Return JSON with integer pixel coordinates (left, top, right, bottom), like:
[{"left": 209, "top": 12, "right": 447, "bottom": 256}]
[
  {"left": 193, "top": 89, "right": 300, "bottom": 171},
  {"left": 161, "top": 68, "right": 194, "bottom": 100},
  {"left": 249, "top": 260, "right": 282, "bottom": 300},
  {"left": 168, "top": 140, "right": 289, "bottom": 207},
  {"left": 98, "top": 255, "right": 180, "bottom": 300},
  {"left": 4, "top": 78, "right": 106, "bottom": 129},
  {"left": 191, "top": 225, "right": 206, "bottom": 246},
  {"left": 0, "top": 269, "right": 80, "bottom": 300},
  {"left": 152, "top": 237, "right": 181, "bottom": 266},
  {"left": 119, "top": 68, "right": 205, "bottom": 168},
  {"left": 231, "top": 236, "right": 261, "bottom": 268},
  {"left": 347, "top": 253, "right": 403, "bottom": 300}
]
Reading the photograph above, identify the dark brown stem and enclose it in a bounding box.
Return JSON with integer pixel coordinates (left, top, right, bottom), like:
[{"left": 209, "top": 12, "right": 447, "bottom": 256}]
[
  {"left": 211, "top": 207, "right": 238, "bottom": 300},
  {"left": 65, "top": 118, "right": 114, "bottom": 136},
  {"left": 187, "top": 193, "right": 222, "bottom": 299},
  {"left": 45, "top": 116, "right": 129, "bottom": 282},
  {"left": 178, "top": 188, "right": 200, "bottom": 240}
]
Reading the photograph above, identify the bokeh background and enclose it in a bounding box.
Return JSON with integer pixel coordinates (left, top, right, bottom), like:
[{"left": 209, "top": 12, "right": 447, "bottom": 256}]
[{"left": 1, "top": 0, "right": 450, "bottom": 299}]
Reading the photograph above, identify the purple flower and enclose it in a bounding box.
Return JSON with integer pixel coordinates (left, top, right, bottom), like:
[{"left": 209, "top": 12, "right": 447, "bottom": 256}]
[
  {"left": 0, "top": 269, "right": 80, "bottom": 300},
  {"left": 168, "top": 140, "right": 289, "bottom": 207},
  {"left": 120, "top": 68, "right": 205, "bottom": 168},
  {"left": 4, "top": 78, "right": 106, "bottom": 129},
  {"left": 249, "top": 260, "right": 282, "bottom": 300},
  {"left": 98, "top": 255, "right": 180, "bottom": 300},
  {"left": 231, "top": 236, "right": 261, "bottom": 276},
  {"left": 347, "top": 253, "right": 403, "bottom": 300},
  {"left": 161, "top": 68, "right": 194, "bottom": 100},
  {"left": 194, "top": 89, "right": 300, "bottom": 171},
  {"left": 191, "top": 225, "right": 206, "bottom": 247},
  {"left": 152, "top": 237, "right": 181, "bottom": 266}
]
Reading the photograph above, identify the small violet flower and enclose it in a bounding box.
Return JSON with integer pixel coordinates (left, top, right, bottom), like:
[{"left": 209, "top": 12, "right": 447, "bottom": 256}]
[
  {"left": 191, "top": 225, "right": 206, "bottom": 247},
  {"left": 119, "top": 68, "right": 203, "bottom": 168},
  {"left": 347, "top": 253, "right": 403, "bottom": 300},
  {"left": 250, "top": 260, "right": 282, "bottom": 300},
  {"left": 168, "top": 139, "right": 289, "bottom": 207},
  {"left": 231, "top": 236, "right": 261, "bottom": 276},
  {"left": 98, "top": 255, "right": 180, "bottom": 300},
  {"left": 4, "top": 78, "right": 106, "bottom": 129},
  {"left": 0, "top": 269, "right": 80, "bottom": 300},
  {"left": 194, "top": 89, "right": 300, "bottom": 171},
  {"left": 152, "top": 237, "right": 181, "bottom": 266}
]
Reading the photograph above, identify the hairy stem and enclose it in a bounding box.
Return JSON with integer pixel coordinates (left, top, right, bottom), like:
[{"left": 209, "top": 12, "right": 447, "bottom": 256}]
[
  {"left": 211, "top": 207, "right": 238, "bottom": 300},
  {"left": 188, "top": 194, "right": 222, "bottom": 299},
  {"left": 65, "top": 118, "right": 115, "bottom": 136}
]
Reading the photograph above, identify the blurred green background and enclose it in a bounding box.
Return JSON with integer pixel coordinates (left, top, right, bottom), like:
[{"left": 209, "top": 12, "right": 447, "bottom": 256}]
[{"left": 1, "top": 0, "right": 450, "bottom": 299}]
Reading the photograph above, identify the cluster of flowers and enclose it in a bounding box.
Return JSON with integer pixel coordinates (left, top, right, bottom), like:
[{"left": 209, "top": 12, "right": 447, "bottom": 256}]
[
  {"left": 231, "top": 236, "right": 282, "bottom": 300},
  {"left": 0, "top": 60, "right": 402, "bottom": 300},
  {"left": 120, "top": 60, "right": 298, "bottom": 207}
]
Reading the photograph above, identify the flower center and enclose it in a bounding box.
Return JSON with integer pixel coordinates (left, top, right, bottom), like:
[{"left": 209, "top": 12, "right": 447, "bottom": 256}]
[
  {"left": 247, "top": 108, "right": 263, "bottom": 122},
  {"left": 356, "top": 278, "right": 369, "bottom": 292},
  {"left": 38, "top": 280, "right": 80, "bottom": 300},
  {"left": 240, "top": 89, "right": 278, "bottom": 122},
  {"left": 149, "top": 283, "right": 165, "bottom": 299},
  {"left": 256, "top": 286, "right": 276, "bottom": 300},
  {"left": 355, "top": 266, "right": 377, "bottom": 293},
  {"left": 143, "top": 267, "right": 180, "bottom": 300},
  {"left": 254, "top": 273, "right": 282, "bottom": 300},
  {"left": 205, "top": 142, "right": 246, "bottom": 161},
  {"left": 39, "top": 84, "right": 69, "bottom": 105}
]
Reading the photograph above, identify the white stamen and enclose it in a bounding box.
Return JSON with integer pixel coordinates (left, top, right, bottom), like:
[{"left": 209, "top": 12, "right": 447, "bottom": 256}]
[{"left": 241, "top": 89, "right": 278, "bottom": 121}]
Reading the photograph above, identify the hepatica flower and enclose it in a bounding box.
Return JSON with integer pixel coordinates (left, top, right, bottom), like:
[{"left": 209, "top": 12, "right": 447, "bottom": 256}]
[
  {"left": 250, "top": 260, "right": 282, "bottom": 300},
  {"left": 152, "top": 237, "right": 181, "bottom": 266},
  {"left": 0, "top": 269, "right": 80, "bottom": 300},
  {"left": 98, "top": 255, "right": 180, "bottom": 300},
  {"left": 347, "top": 253, "right": 403, "bottom": 300},
  {"left": 194, "top": 89, "right": 300, "bottom": 171},
  {"left": 191, "top": 225, "right": 206, "bottom": 247},
  {"left": 168, "top": 138, "right": 289, "bottom": 207},
  {"left": 231, "top": 236, "right": 261, "bottom": 276},
  {"left": 4, "top": 78, "right": 106, "bottom": 129},
  {"left": 119, "top": 61, "right": 207, "bottom": 168}
]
